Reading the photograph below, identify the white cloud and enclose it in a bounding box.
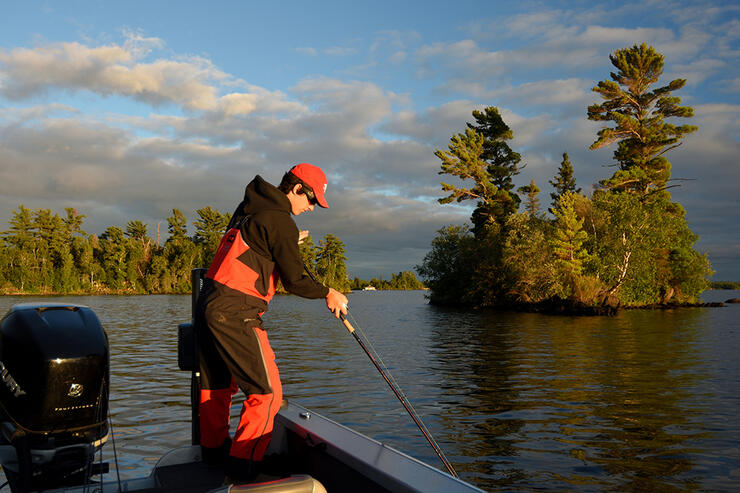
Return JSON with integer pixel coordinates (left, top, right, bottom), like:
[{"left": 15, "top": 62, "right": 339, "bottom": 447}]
[
  {"left": 296, "top": 47, "right": 318, "bottom": 56},
  {"left": 0, "top": 40, "right": 263, "bottom": 116}
]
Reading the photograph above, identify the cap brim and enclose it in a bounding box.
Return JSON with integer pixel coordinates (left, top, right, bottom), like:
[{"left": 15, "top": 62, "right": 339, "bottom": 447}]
[{"left": 316, "top": 194, "right": 329, "bottom": 208}]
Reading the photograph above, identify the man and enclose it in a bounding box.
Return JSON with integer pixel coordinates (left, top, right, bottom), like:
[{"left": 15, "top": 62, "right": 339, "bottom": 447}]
[{"left": 196, "top": 163, "right": 348, "bottom": 481}]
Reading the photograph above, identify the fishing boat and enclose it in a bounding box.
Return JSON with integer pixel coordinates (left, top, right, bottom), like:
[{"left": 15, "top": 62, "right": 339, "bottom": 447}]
[{"left": 0, "top": 274, "right": 486, "bottom": 493}]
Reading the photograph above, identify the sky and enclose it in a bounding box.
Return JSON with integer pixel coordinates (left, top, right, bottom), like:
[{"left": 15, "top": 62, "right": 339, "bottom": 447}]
[{"left": 1, "top": 0, "right": 738, "bottom": 281}]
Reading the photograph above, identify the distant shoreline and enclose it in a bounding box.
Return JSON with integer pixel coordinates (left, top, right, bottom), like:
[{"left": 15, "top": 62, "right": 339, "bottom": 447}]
[{"left": 710, "top": 282, "right": 740, "bottom": 289}]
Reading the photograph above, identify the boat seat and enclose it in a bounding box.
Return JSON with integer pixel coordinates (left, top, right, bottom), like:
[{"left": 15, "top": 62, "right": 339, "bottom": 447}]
[{"left": 226, "top": 474, "right": 327, "bottom": 493}]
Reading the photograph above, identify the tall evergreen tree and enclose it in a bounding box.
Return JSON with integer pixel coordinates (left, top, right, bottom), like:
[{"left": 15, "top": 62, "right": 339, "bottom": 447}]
[
  {"left": 33, "top": 208, "right": 58, "bottom": 289},
  {"left": 467, "top": 107, "right": 523, "bottom": 192},
  {"left": 164, "top": 208, "right": 199, "bottom": 293},
  {"left": 549, "top": 152, "right": 581, "bottom": 208},
  {"left": 126, "top": 220, "right": 149, "bottom": 242},
  {"left": 166, "top": 209, "right": 190, "bottom": 245},
  {"left": 550, "top": 192, "right": 591, "bottom": 282},
  {"left": 0, "top": 237, "right": 8, "bottom": 290},
  {"left": 587, "top": 43, "right": 698, "bottom": 198},
  {"left": 98, "top": 226, "right": 127, "bottom": 290},
  {"left": 193, "top": 207, "right": 230, "bottom": 266},
  {"left": 298, "top": 234, "right": 318, "bottom": 272},
  {"left": 4, "top": 205, "right": 36, "bottom": 291},
  {"left": 72, "top": 234, "right": 96, "bottom": 290},
  {"left": 467, "top": 107, "right": 522, "bottom": 230},
  {"left": 436, "top": 107, "right": 522, "bottom": 237},
  {"left": 518, "top": 179, "right": 541, "bottom": 216},
  {"left": 124, "top": 220, "right": 153, "bottom": 292},
  {"left": 315, "top": 233, "right": 350, "bottom": 291}
]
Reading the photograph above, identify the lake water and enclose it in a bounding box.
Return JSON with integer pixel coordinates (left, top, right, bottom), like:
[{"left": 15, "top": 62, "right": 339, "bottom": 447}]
[{"left": 1, "top": 290, "right": 739, "bottom": 492}]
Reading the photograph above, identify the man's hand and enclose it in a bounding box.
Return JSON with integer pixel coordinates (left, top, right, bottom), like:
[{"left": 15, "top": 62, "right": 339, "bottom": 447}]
[
  {"left": 326, "top": 288, "right": 348, "bottom": 318},
  {"left": 298, "top": 230, "right": 309, "bottom": 244}
]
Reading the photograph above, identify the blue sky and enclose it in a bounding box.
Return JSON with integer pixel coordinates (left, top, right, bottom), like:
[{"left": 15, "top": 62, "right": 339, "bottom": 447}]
[{"left": 1, "top": 0, "right": 738, "bottom": 280}]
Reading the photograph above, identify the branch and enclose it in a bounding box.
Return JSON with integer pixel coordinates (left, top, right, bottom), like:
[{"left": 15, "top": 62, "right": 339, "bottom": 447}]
[
  {"left": 639, "top": 183, "right": 683, "bottom": 202},
  {"left": 656, "top": 142, "right": 682, "bottom": 158},
  {"left": 600, "top": 178, "right": 642, "bottom": 190}
]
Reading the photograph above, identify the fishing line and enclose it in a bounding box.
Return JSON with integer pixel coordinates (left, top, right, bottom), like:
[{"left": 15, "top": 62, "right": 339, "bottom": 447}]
[
  {"left": 107, "top": 414, "right": 123, "bottom": 493},
  {"left": 346, "top": 311, "right": 413, "bottom": 411},
  {"left": 349, "top": 312, "right": 441, "bottom": 454},
  {"left": 340, "top": 310, "right": 459, "bottom": 478},
  {"left": 301, "top": 262, "right": 458, "bottom": 477},
  {"left": 96, "top": 378, "right": 122, "bottom": 493},
  {"left": 84, "top": 379, "right": 112, "bottom": 493}
]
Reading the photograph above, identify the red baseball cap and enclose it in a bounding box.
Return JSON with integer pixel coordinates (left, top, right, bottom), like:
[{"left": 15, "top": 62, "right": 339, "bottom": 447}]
[{"left": 289, "top": 163, "right": 329, "bottom": 208}]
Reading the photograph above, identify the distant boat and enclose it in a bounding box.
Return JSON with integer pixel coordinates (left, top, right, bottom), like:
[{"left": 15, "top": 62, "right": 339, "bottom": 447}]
[{"left": 363, "top": 285, "right": 377, "bottom": 291}]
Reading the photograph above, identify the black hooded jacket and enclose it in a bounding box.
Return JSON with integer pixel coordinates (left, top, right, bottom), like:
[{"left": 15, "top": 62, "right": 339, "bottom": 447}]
[{"left": 202, "top": 175, "right": 329, "bottom": 318}]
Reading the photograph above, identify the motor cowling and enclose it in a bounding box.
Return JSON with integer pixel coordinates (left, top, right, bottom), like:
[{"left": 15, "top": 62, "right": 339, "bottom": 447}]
[{"left": 0, "top": 303, "right": 109, "bottom": 492}]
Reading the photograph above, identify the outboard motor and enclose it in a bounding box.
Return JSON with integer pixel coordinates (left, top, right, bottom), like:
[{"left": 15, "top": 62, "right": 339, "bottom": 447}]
[{"left": 0, "top": 303, "right": 109, "bottom": 493}]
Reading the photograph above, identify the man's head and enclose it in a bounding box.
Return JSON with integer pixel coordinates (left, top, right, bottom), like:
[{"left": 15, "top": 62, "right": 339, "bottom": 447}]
[{"left": 278, "top": 163, "right": 329, "bottom": 215}]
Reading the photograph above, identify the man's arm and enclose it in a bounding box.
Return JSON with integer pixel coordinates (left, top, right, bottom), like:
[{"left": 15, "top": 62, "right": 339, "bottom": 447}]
[{"left": 264, "top": 213, "right": 329, "bottom": 299}]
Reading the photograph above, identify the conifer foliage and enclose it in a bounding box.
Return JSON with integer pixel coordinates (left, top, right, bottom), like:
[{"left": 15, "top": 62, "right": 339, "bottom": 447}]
[
  {"left": 550, "top": 192, "right": 590, "bottom": 278},
  {"left": 436, "top": 107, "right": 522, "bottom": 237},
  {"left": 587, "top": 43, "right": 698, "bottom": 198},
  {"left": 518, "top": 179, "right": 541, "bottom": 216},
  {"left": 0, "top": 206, "right": 352, "bottom": 294},
  {"left": 549, "top": 152, "right": 580, "bottom": 208},
  {"left": 419, "top": 43, "right": 711, "bottom": 310}
]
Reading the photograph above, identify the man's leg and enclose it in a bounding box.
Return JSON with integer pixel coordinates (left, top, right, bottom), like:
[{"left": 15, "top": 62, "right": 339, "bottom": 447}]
[
  {"left": 205, "top": 318, "right": 283, "bottom": 481},
  {"left": 197, "top": 312, "right": 238, "bottom": 462},
  {"left": 229, "top": 327, "right": 283, "bottom": 462},
  {"left": 199, "top": 380, "right": 238, "bottom": 449}
]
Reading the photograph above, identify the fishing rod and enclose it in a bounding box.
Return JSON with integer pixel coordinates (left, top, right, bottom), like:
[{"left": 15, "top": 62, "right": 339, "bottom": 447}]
[{"left": 303, "top": 264, "right": 459, "bottom": 478}]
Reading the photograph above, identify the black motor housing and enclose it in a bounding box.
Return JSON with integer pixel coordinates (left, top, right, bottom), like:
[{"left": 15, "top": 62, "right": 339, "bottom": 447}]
[
  {"left": 0, "top": 303, "right": 109, "bottom": 492},
  {"left": 0, "top": 303, "right": 109, "bottom": 436}
]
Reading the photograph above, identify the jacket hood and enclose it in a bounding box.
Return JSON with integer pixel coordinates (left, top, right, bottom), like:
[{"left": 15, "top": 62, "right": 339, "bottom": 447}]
[{"left": 238, "top": 175, "right": 291, "bottom": 216}]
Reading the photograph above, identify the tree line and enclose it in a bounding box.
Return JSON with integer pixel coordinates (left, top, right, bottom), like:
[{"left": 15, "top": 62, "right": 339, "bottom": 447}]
[
  {"left": 418, "top": 43, "right": 712, "bottom": 311},
  {"left": 0, "top": 205, "right": 418, "bottom": 295},
  {"left": 349, "top": 272, "right": 425, "bottom": 291}
]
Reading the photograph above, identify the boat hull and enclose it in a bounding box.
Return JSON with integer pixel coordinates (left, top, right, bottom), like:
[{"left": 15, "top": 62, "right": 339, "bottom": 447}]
[{"left": 39, "top": 400, "right": 484, "bottom": 493}]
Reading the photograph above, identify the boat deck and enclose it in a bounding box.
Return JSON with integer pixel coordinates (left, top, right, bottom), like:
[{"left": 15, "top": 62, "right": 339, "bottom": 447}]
[{"left": 148, "top": 460, "right": 225, "bottom": 493}]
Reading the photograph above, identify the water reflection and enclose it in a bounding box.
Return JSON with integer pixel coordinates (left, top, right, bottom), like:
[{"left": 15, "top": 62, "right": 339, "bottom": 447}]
[{"left": 426, "top": 304, "right": 725, "bottom": 491}]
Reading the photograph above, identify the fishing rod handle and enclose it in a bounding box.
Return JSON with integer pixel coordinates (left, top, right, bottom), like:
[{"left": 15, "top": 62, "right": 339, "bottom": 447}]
[{"left": 339, "top": 313, "right": 355, "bottom": 334}]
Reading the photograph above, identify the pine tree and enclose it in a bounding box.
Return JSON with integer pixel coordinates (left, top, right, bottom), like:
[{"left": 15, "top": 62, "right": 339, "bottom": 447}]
[
  {"left": 549, "top": 152, "right": 581, "bottom": 208},
  {"left": 4, "top": 205, "right": 36, "bottom": 291},
  {"left": 166, "top": 209, "right": 189, "bottom": 245},
  {"left": 315, "top": 233, "right": 350, "bottom": 291},
  {"left": 193, "top": 207, "right": 230, "bottom": 266},
  {"left": 518, "top": 179, "right": 541, "bottom": 216},
  {"left": 467, "top": 107, "right": 522, "bottom": 230},
  {"left": 467, "top": 107, "right": 522, "bottom": 193},
  {"left": 550, "top": 192, "right": 590, "bottom": 280},
  {"left": 436, "top": 107, "right": 522, "bottom": 237},
  {"left": 299, "top": 234, "right": 318, "bottom": 272},
  {"left": 164, "top": 209, "right": 199, "bottom": 293},
  {"left": 588, "top": 43, "right": 697, "bottom": 198},
  {"left": 126, "top": 220, "right": 149, "bottom": 242},
  {"left": 98, "top": 226, "right": 127, "bottom": 290},
  {"left": 124, "top": 220, "right": 153, "bottom": 292}
]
